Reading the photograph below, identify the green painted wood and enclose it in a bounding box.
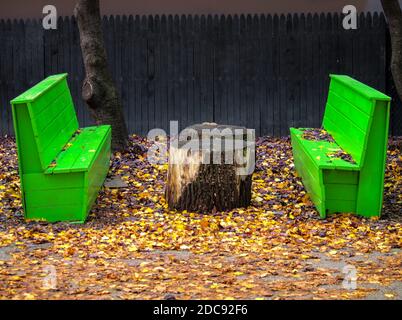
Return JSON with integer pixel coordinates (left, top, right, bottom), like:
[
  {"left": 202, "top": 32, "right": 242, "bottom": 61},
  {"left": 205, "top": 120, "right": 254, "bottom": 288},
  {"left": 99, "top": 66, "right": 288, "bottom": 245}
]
[
  {"left": 10, "top": 74, "right": 111, "bottom": 223},
  {"left": 356, "top": 99, "right": 391, "bottom": 217},
  {"left": 290, "top": 128, "right": 359, "bottom": 170},
  {"left": 11, "top": 74, "right": 68, "bottom": 104},
  {"left": 290, "top": 74, "right": 391, "bottom": 218},
  {"left": 23, "top": 172, "right": 85, "bottom": 191},
  {"left": 25, "top": 188, "right": 84, "bottom": 207},
  {"left": 29, "top": 78, "right": 79, "bottom": 170},
  {"left": 326, "top": 184, "right": 357, "bottom": 201},
  {"left": 322, "top": 169, "right": 359, "bottom": 185},
  {"left": 326, "top": 200, "right": 356, "bottom": 214},
  {"left": 45, "top": 125, "right": 111, "bottom": 174},
  {"left": 25, "top": 205, "right": 84, "bottom": 223},
  {"left": 290, "top": 128, "right": 326, "bottom": 217}
]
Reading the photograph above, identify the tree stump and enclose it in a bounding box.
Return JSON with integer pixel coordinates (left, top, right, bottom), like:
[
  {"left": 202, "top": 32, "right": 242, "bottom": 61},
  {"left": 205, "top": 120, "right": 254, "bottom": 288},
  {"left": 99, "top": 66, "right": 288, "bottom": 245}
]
[{"left": 165, "top": 123, "right": 255, "bottom": 212}]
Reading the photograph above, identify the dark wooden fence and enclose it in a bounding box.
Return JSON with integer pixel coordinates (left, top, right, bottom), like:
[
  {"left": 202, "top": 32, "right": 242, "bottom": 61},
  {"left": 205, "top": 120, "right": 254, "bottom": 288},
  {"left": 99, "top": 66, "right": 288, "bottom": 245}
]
[{"left": 1, "top": 13, "right": 401, "bottom": 137}]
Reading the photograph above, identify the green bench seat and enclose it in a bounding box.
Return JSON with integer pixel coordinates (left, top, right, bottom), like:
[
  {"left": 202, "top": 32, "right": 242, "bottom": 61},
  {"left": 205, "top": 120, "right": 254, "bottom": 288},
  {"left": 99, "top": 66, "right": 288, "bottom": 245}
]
[
  {"left": 11, "top": 73, "right": 111, "bottom": 223},
  {"left": 290, "top": 75, "right": 391, "bottom": 218}
]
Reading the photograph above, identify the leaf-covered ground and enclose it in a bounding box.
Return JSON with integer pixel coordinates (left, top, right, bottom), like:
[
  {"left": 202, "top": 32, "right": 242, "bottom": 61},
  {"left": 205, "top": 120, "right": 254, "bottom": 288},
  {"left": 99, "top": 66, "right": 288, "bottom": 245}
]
[{"left": 0, "top": 136, "right": 401, "bottom": 300}]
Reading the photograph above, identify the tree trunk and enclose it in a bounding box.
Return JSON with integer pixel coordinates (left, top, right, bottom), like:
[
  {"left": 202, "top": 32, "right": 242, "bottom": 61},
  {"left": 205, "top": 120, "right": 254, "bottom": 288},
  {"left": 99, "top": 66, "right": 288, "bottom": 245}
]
[
  {"left": 382, "top": 0, "right": 402, "bottom": 100},
  {"left": 165, "top": 123, "right": 254, "bottom": 212},
  {"left": 74, "top": 0, "right": 128, "bottom": 151}
]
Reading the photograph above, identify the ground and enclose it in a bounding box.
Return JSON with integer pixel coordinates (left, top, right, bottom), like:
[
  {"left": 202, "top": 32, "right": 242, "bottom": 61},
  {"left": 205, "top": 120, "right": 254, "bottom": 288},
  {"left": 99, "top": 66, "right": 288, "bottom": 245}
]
[{"left": 0, "top": 135, "right": 401, "bottom": 300}]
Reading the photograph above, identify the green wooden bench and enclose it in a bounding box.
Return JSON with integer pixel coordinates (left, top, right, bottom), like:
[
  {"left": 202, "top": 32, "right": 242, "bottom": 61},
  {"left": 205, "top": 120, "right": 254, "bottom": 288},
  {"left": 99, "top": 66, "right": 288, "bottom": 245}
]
[
  {"left": 10, "top": 74, "right": 111, "bottom": 223},
  {"left": 290, "top": 75, "right": 391, "bottom": 218}
]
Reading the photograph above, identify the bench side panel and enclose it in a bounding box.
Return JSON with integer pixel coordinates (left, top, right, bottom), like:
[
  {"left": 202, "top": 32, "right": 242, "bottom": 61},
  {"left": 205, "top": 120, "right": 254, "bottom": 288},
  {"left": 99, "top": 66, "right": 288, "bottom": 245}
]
[
  {"left": 356, "top": 100, "right": 391, "bottom": 217},
  {"left": 83, "top": 128, "right": 111, "bottom": 221},
  {"left": 23, "top": 171, "right": 86, "bottom": 222},
  {"left": 290, "top": 129, "right": 326, "bottom": 217},
  {"left": 11, "top": 102, "right": 43, "bottom": 218}
]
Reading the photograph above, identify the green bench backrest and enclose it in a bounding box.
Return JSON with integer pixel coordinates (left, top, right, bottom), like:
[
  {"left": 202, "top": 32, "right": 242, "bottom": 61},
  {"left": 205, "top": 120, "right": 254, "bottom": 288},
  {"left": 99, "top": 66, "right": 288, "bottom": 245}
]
[
  {"left": 11, "top": 74, "right": 79, "bottom": 171},
  {"left": 322, "top": 75, "right": 391, "bottom": 166}
]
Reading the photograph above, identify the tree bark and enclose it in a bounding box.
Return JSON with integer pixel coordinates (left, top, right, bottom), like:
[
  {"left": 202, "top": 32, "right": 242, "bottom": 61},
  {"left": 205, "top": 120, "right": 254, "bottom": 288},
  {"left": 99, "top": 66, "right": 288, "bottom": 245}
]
[
  {"left": 382, "top": 0, "right": 402, "bottom": 100},
  {"left": 74, "top": 0, "right": 128, "bottom": 151},
  {"left": 165, "top": 123, "right": 254, "bottom": 212}
]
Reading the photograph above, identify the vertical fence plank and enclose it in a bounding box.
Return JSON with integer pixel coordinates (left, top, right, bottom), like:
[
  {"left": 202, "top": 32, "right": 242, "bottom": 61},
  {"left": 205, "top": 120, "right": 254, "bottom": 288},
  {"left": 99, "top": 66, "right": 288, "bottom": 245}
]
[
  {"left": 203, "top": 15, "right": 214, "bottom": 123},
  {"left": 252, "top": 14, "right": 261, "bottom": 136},
  {"left": 186, "top": 15, "right": 194, "bottom": 128},
  {"left": 166, "top": 15, "right": 174, "bottom": 130},
  {"left": 192, "top": 15, "right": 200, "bottom": 125},
  {"left": 261, "top": 14, "right": 273, "bottom": 136},
  {"left": 179, "top": 15, "right": 188, "bottom": 130},
  {"left": 272, "top": 14, "right": 280, "bottom": 136},
  {"left": 121, "top": 15, "right": 129, "bottom": 132},
  {"left": 233, "top": 14, "right": 241, "bottom": 131},
  {"left": 160, "top": 15, "right": 168, "bottom": 132},
  {"left": 299, "top": 13, "right": 307, "bottom": 130},
  {"left": 71, "top": 16, "right": 84, "bottom": 127},
  {"left": 0, "top": 20, "right": 6, "bottom": 134},
  {"left": 140, "top": 15, "right": 148, "bottom": 135},
  {"left": 147, "top": 15, "right": 155, "bottom": 133},
  {"left": 278, "top": 14, "right": 287, "bottom": 136},
  {"left": 127, "top": 15, "right": 134, "bottom": 133}
]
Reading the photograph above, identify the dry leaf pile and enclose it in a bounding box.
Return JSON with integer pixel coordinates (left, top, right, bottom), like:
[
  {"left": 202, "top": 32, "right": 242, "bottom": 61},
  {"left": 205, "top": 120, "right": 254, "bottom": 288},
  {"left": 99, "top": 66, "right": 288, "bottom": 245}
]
[{"left": 0, "top": 135, "right": 401, "bottom": 300}]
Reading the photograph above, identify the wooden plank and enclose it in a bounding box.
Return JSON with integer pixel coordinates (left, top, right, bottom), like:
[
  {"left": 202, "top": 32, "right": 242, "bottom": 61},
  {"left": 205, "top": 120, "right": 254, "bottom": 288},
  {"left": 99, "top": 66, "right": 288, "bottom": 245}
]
[
  {"left": 298, "top": 13, "right": 307, "bottom": 130},
  {"left": 167, "top": 15, "right": 175, "bottom": 129},
  {"left": 180, "top": 14, "right": 188, "bottom": 129},
  {"left": 291, "top": 14, "right": 300, "bottom": 130},
  {"left": 246, "top": 15, "right": 254, "bottom": 131},
  {"left": 71, "top": 16, "right": 82, "bottom": 127},
  {"left": 233, "top": 15, "right": 241, "bottom": 130},
  {"left": 171, "top": 14, "right": 180, "bottom": 129},
  {"left": 0, "top": 19, "right": 6, "bottom": 134},
  {"left": 7, "top": 20, "right": 14, "bottom": 134},
  {"left": 193, "top": 15, "right": 201, "bottom": 125},
  {"left": 378, "top": 13, "right": 387, "bottom": 92},
  {"left": 147, "top": 15, "right": 156, "bottom": 132},
  {"left": 239, "top": 14, "right": 246, "bottom": 128},
  {"left": 260, "top": 14, "right": 273, "bottom": 136},
  {"left": 140, "top": 15, "right": 148, "bottom": 135},
  {"left": 153, "top": 15, "right": 162, "bottom": 133},
  {"left": 318, "top": 13, "right": 326, "bottom": 124},
  {"left": 133, "top": 15, "right": 142, "bottom": 134},
  {"left": 278, "top": 14, "right": 286, "bottom": 136},
  {"left": 252, "top": 14, "right": 261, "bottom": 135},
  {"left": 272, "top": 14, "right": 280, "bottom": 135},
  {"left": 202, "top": 15, "right": 214, "bottom": 123},
  {"left": 160, "top": 15, "right": 168, "bottom": 132},
  {"left": 186, "top": 15, "right": 194, "bottom": 127},
  {"left": 48, "top": 126, "right": 110, "bottom": 174},
  {"left": 13, "top": 19, "right": 24, "bottom": 99},
  {"left": 226, "top": 15, "right": 234, "bottom": 127},
  {"left": 312, "top": 13, "right": 320, "bottom": 128},
  {"left": 12, "top": 19, "right": 26, "bottom": 133},
  {"left": 213, "top": 15, "right": 222, "bottom": 125},
  {"left": 121, "top": 15, "right": 130, "bottom": 131},
  {"left": 115, "top": 15, "right": 123, "bottom": 113}
]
